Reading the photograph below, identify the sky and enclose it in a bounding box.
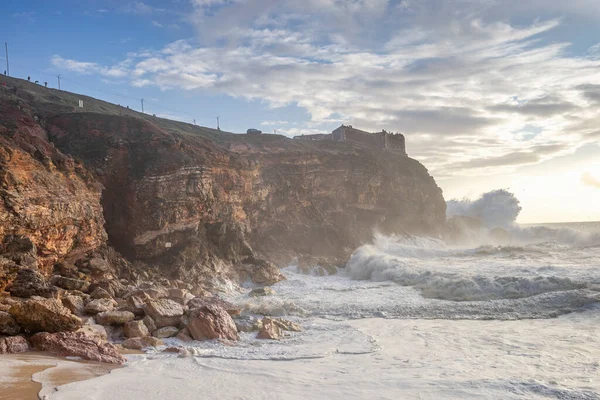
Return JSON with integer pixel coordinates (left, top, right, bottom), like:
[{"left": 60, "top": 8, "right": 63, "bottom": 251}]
[{"left": 2, "top": 0, "right": 600, "bottom": 223}]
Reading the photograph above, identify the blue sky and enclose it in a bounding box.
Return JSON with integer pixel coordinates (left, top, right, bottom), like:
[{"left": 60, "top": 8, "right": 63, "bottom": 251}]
[{"left": 2, "top": 0, "right": 600, "bottom": 222}]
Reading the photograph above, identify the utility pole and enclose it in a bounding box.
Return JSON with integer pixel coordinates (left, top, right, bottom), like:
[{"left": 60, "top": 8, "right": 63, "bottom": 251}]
[
  {"left": 4, "top": 42, "right": 9, "bottom": 76},
  {"left": 216, "top": 116, "right": 220, "bottom": 131},
  {"left": 57, "top": 74, "right": 61, "bottom": 90},
  {"left": 141, "top": 99, "right": 144, "bottom": 113}
]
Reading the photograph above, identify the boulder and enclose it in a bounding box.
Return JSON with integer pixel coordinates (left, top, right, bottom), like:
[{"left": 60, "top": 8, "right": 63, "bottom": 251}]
[
  {"left": 77, "top": 324, "right": 108, "bottom": 341},
  {"left": 1, "top": 236, "right": 38, "bottom": 269},
  {"left": 122, "top": 336, "right": 164, "bottom": 350},
  {"left": 88, "top": 279, "right": 125, "bottom": 298},
  {"left": 237, "top": 258, "right": 285, "bottom": 286},
  {"left": 142, "top": 315, "right": 157, "bottom": 333},
  {"left": 87, "top": 257, "right": 110, "bottom": 274},
  {"left": 9, "top": 298, "right": 82, "bottom": 333},
  {"left": 249, "top": 287, "right": 277, "bottom": 297},
  {"left": 0, "top": 311, "right": 20, "bottom": 335},
  {"left": 84, "top": 298, "right": 116, "bottom": 314},
  {"left": 50, "top": 276, "right": 90, "bottom": 292},
  {"left": 187, "top": 305, "right": 238, "bottom": 341},
  {"left": 61, "top": 295, "right": 85, "bottom": 316},
  {"left": 234, "top": 315, "right": 263, "bottom": 333},
  {"left": 31, "top": 331, "right": 125, "bottom": 364},
  {"left": 257, "top": 317, "right": 283, "bottom": 340},
  {"left": 96, "top": 311, "right": 134, "bottom": 326},
  {"left": 142, "top": 299, "right": 183, "bottom": 328},
  {"left": 0, "top": 335, "right": 30, "bottom": 354},
  {"left": 124, "top": 320, "right": 149, "bottom": 338},
  {"left": 153, "top": 326, "right": 178, "bottom": 338},
  {"left": 175, "top": 327, "right": 193, "bottom": 342},
  {"left": 187, "top": 296, "right": 241, "bottom": 316},
  {"left": 125, "top": 296, "right": 146, "bottom": 316},
  {"left": 8, "top": 268, "right": 59, "bottom": 298},
  {"left": 273, "top": 318, "right": 302, "bottom": 332},
  {"left": 89, "top": 287, "right": 113, "bottom": 300},
  {"left": 168, "top": 288, "right": 195, "bottom": 305}
]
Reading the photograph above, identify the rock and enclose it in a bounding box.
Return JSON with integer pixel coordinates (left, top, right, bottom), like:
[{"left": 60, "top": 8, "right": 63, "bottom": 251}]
[
  {"left": 153, "top": 326, "right": 178, "bottom": 338},
  {"left": 234, "top": 315, "right": 263, "bottom": 333},
  {"left": 0, "top": 311, "right": 20, "bottom": 335},
  {"left": 168, "top": 288, "right": 195, "bottom": 305},
  {"left": 125, "top": 296, "right": 146, "bottom": 316},
  {"left": 249, "top": 287, "right": 277, "bottom": 297},
  {"left": 187, "top": 305, "right": 238, "bottom": 341},
  {"left": 50, "top": 276, "right": 90, "bottom": 292},
  {"left": 88, "top": 279, "right": 125, "bottom": 298},
  {"left": 9, "top": 298, "right": 82, "bottom": 333},
  {"left": 0, "top": 335, "right": 30, "bottom": 354},
  {"left": 77, "top": 324, "right": 108, "bottom": 341},
  {"left": 187, "top": 296, "right": 241, "bottom": 316},
  {"left": 62, "top": 295, "right": 85, "bottom": 316},
  {"left": 7, "top": 268, "right": 59, "bottom": 298},
  {"left": 1, "top": 236, "right": 38, "bottom": 269},
  {"left": 84, "top": 298, "right": 116, "bottom": 314},
  {"left": 124, "top": 320, "right": 149, "bottom": 338},
  {"left": 122, "top": 336, "right": 164, "bottom": 350},
  {"left": 273, "top": 318, "right": 302, "bottom": 332},
  {"left": 142, "top": 299, "right": 183, "bottom": 328},
  {"left": 95, "top": 311, "right": 135, "bottom": 326},
  {"left": 87, "top": 257, "right": 110, "bottom": 274},
  {"left": 237, "top": 258, "right": 285, "bottom": 286},
  {"left": 30, "top": 331, "right": 125, "bottom": 364},
  {"left": 142, "top": 315, "right": 157, "bottom": 333},
  {"left": 89, "top": 287, "right": 113, "bottom": 300},
  {"left": 257, "top": 317, "right": 283, "bottom": 340},
  {"left": 175, "top": 327, "right": 193, "bottom": 342}
]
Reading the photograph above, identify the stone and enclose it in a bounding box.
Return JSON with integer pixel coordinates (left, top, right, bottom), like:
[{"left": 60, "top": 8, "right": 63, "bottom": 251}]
[
  {"left": 175, "top": 327, "right": 193, "bottom": 342},
  {"left": 0, "top": 311, "right": 20, "bottom": 335},
  {"left": 142, "top": 299, "right": 183, "bottom": 328},
  {"left": 30, "top": 331, "right": 125, "bottom": 364},
  {"left": 234, "top": 315, "right": 263, "bottom": 333},
  {"left": 273, "top": 318, "right": 302, "bottom": 332},
  {"left": 2, "top": 236, "right": 38, "bottom": 269},
  {"left": 61, "top": 295, "right": 85, "bottom": 316},
  {"left": 88, "top": 279, "right": 126, "bottom": 299},
  {"left": 153, "top": 326, "right": 178, "bottom": 338},
  {"left": 50, "top": 276, "right": 90, "bottom": 292},
  {"left": 187, "top": 305, "right": 238, "bottom": 341},
  {"left": 0, "top": 335, "right": 30, "bottom": 354},
  {"left": 257, "top": 317, "right": 283, "bottom": 340},
  {"left": 142, "top": 315, "right": 157, "bottom": 333},
  {"left": 8, "top": 268, "right": 59, "bottom": 298},
  {"left": 77, "top": 324, "right": 108, "bottom": 341},
  {"left": 96, "top": 311, "right": 135, "bottom": 326},
  {"left": 87, "top": 257, "right": 111, "bottom": 273},
  {"left": 122, "top": 336, "right": 164, "bottom": 350},
  {"left": 89, "top": 287, "right": 113, "bottom": 300},
  {"left": 249, "top": 287, "right": 277, "bottom": 297},
  {"left": 168, "top": 288, "right": 195, "bottom": 305},
  {"left": 237, "top": 258, "right": 285, "bottom": 286},
  {"left": 125, "top": 296, "right": 146, "bottom": 316},
  {"left": 84, "top": 298, "right": 116, "bottom": 314},
  {"left": 124, "top": 320, "right": 149, "bottom": 338},
  {"left": 9, "top": 298, "right": 82, "bottom": 333},
  {"left": 187, "top": 296, "right": 241, "bottom": 316}
]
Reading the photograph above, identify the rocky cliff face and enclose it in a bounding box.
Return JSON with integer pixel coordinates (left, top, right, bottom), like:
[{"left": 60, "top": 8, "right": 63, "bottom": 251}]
[{"left": 0, "top": 76, "right": 446, "bottom": 289}]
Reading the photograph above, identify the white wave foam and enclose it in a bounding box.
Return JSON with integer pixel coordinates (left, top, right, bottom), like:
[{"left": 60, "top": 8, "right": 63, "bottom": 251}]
[
  {"left": 447, "top": 189, "right": 521, "bottom": 229},
  {"left": 346, "top": 234, "right": 588, "bottom": 301}
]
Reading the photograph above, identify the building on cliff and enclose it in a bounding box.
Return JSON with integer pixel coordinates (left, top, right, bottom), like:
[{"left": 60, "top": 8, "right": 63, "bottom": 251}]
[{"left": 294, "top": 125, "right": 407, "bottom": 155}]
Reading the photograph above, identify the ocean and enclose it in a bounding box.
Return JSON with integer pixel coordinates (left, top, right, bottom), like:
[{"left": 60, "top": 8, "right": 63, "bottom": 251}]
[{"left": 50, "top": 222, "right": 600, "bottom": 399}]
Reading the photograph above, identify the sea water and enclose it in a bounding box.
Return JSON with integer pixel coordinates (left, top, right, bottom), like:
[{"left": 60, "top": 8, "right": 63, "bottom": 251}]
[{"left": 50, "top": 222, "right": 600, "bottom": 399}]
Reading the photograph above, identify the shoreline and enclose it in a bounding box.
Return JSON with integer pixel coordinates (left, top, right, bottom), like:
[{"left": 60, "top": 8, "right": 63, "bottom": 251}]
[{"left": 0, "top": 352, "right": 122, "bottom": 400}]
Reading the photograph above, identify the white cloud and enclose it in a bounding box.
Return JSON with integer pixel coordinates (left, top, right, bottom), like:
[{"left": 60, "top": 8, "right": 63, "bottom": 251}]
[
  {"left": 51, "top": 0, "right": 600, "bottom": 178},
  {"left": 260, "top": 120, "right": 289, "bottom": 126}
]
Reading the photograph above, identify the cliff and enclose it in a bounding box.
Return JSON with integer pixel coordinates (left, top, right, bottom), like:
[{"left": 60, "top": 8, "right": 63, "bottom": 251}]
[{"left": 0, "top": 76, "right": 446, "bottom": 289}]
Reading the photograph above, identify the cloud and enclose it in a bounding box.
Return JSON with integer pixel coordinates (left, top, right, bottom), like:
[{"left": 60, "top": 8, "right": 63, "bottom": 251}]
[
  {"left": 582, "top": 172, "right": 600, "bottom": 189},
  {"left": 51, "top": 0, "right": 600, "bottom": 176},
  {"left": 260, "top": 120, "right": 289, "bottom": 126},
  {"left": 51, "top": 56, "right": 130, "bottom": 78}
]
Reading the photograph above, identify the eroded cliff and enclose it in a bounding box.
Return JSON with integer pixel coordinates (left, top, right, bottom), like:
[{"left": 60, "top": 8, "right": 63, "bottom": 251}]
[{"left": 0, "top": 76, "right": 446, "bottom": 289}]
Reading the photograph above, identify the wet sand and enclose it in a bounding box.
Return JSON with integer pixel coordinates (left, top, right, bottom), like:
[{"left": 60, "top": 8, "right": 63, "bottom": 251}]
[{"left": 0, "top": 352, "right": 121, "bottom": 400}]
